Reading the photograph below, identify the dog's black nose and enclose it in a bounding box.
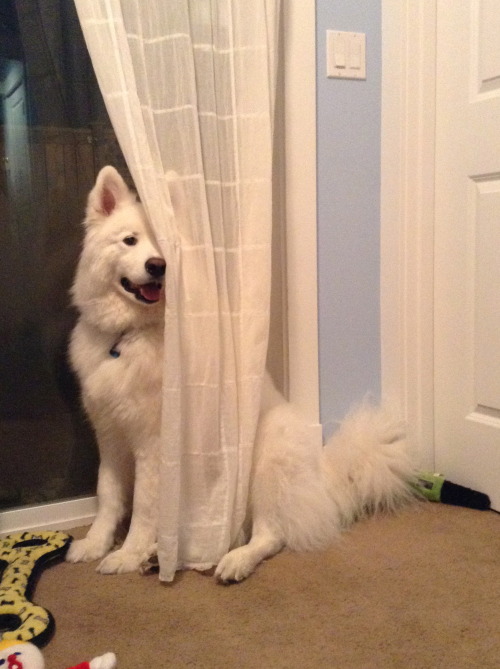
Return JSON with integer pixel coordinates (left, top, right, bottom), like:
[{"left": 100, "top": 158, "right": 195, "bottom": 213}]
[{"left": 146, "top": 257, "right": 166, "bottom": 278}]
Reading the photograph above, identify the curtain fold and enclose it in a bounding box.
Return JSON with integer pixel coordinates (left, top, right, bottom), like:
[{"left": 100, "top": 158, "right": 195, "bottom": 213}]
[{"left": 74, "top": 0, "right": 280, "bottom": 581}]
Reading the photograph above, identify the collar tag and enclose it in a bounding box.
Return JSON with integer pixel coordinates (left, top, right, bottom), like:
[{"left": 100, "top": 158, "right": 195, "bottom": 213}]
[{"left": 109, "top": 330, "right": 127, "bottom": 358}]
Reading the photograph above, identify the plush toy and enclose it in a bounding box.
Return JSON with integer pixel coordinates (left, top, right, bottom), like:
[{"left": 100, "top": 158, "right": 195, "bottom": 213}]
[
  {"left": 415, "top": 472, "right": 491, "bottom": 510},
  {"left": 0, "top": 531, "right": 72, "bottom": 647},
  {"left": 0, "top": 534, "right": 116, "bottom": 668},
  {"left": 0, "top": 640, "right": 116, "bottom": 669}
]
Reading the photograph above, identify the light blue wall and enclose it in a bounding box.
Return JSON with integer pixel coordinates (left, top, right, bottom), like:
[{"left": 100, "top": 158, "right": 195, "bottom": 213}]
[{"left": 316, "top": 2, "right": 382, "bottom": 437}]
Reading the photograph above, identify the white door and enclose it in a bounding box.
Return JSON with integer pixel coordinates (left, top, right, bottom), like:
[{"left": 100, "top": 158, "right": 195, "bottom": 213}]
[{"left": 434, "top": 0, "right": 500, "bottom": 510}]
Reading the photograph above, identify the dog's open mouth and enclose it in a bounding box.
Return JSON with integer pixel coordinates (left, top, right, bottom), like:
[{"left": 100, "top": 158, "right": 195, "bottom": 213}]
[{"left": 120, "top": 277, "right": 163, "bottom": 304}]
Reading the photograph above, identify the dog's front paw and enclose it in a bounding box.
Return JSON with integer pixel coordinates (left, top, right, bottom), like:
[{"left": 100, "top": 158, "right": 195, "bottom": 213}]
[
  {"left": 97, "top": 548, "right": 144, "bottom": 574},
  {"left": 214, "top": 547, "right": 257, "bottom": 583},
  {"left": 66, "top": 537, "right": 110, "bottom": 564}
]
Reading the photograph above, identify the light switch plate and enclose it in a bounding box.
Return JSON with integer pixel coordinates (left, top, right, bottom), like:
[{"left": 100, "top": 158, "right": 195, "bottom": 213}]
[{"left": 327, "top": 30, "right": 366, "bottom": 80}]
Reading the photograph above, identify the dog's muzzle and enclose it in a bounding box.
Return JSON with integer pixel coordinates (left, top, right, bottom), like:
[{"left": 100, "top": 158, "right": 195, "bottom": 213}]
[{"left": 121, "top": 257, "right": 166, "bottom": 304}]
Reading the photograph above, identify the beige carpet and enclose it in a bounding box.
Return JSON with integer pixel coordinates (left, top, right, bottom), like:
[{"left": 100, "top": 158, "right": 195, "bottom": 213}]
[{"left": 34, "top": 503, "right": 499, "bottom": 669}]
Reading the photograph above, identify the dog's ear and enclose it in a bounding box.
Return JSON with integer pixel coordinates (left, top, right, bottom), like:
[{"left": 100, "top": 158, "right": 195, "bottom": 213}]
[{"left": 85, "top": 166, "right": 135, "bottom": 223}]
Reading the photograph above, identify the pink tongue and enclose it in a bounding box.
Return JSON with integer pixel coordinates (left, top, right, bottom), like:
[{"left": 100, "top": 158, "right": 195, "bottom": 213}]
[{"left": 139, "top": 283, "right": 161, "bottom": 302}]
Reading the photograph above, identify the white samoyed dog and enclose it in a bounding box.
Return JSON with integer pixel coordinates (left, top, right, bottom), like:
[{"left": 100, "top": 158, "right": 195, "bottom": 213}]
[{"left": 67, "top": 165, "right": 416, "bottom": 581}]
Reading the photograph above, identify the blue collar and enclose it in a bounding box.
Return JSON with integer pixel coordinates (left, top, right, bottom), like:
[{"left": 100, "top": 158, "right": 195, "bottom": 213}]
[{"left": 109, "top": 332, "right": 126, "bottom": 358}]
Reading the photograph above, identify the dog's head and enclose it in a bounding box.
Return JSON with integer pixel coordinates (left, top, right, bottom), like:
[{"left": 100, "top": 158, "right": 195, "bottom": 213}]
[{"left": 72, "top": 166, "right": 166, "bottom": 330}]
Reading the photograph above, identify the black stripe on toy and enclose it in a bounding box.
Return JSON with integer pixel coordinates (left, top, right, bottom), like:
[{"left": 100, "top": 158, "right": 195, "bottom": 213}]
[{"left": 440, "top": 480, "right": 491, "bottom": 510}]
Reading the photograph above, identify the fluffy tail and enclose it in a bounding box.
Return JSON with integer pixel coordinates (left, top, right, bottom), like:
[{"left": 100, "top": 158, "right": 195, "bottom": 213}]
[
  {"left": 322, "top": 404, "right": 417, "bottom": 528},
  {"left": 251, "top": 397, "right": 417, "bottom": 555}
]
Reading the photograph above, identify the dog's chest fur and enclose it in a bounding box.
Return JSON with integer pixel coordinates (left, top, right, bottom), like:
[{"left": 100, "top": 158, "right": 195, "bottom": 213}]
[{"left": 70, "top": 320, "right": 164, "bottom": 448}]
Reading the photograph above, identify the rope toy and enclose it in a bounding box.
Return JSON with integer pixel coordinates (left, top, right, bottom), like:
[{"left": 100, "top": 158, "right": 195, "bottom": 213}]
[{"left": 0, "top": 531, "right": 72, "bottom": 647}]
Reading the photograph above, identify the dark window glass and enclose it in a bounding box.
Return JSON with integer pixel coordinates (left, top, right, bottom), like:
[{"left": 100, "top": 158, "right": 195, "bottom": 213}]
[{"left": 0, "top": 0, "right": 129, "bottom": 510}]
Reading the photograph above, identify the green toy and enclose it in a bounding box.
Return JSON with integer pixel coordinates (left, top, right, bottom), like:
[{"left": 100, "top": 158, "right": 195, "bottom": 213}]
[{"left": 415, "top": 472, "right": 491, "bottom": 510}]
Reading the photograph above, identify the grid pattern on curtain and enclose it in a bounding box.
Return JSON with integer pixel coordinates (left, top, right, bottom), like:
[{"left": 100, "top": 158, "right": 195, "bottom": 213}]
[{"left": 74, "top": 0, "right": 279, "bottom": 580}]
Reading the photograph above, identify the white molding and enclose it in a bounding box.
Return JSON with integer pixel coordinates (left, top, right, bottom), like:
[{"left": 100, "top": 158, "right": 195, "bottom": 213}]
[
  {"left": 380, "top": 0, "right": 437, "bottom": 467},
  {"left": 0, "top": 496, "right": 96, "bottom": 536},
  {"left": 284, "top": 1, "right": 320, "bottom": 428}
]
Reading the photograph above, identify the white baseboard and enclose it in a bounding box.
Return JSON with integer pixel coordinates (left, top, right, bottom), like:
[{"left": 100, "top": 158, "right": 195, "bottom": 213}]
[
  {"left": 0, "top": 496, "right": 97, "bottom": 536},
  {"left": 310, "top": 422, "right": 325, "bottom": 447}
]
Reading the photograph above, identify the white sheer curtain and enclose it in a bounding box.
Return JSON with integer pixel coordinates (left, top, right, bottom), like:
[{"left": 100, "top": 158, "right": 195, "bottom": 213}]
[{"left": 74, "top": 0, "right": 280, "bottom": 581}]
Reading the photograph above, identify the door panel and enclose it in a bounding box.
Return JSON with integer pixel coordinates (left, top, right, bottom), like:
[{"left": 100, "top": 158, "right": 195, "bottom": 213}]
[
  {"left": 434, "top": 0, "right": 500, "bottom": 510},
  {"left": 474, "top": 179, "right": 500, "bottom": 410}
]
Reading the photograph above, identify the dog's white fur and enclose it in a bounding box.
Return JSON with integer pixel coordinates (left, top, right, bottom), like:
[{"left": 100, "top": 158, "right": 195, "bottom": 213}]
[
  {"left": 66, "top": 167, "right": 165, "bottom": 574},
  {"left": 67, "top": 166, "right": 416, "bottom": 581}
]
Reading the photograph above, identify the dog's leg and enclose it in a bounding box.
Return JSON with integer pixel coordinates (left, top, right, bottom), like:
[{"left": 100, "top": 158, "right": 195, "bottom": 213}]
[
  {"left": 215, "top": 518, "right": 283, "bottom": 583},
  {"left": 97, "top": 449, "right": 159, "bottom": 574},
  {"left": 66, "top": 445, "right": 133, "bottom": 564}
]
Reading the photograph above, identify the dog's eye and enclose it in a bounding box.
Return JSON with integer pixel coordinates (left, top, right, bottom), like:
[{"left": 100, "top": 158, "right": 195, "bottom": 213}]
[{"left": 123, "top": 236, "right": 138, "bottom": 246}]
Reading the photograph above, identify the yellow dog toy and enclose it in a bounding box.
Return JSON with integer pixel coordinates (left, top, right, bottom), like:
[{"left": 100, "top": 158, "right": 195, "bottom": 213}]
[{"left": 0, "top": 531, "right": 72, "bottom": 647}]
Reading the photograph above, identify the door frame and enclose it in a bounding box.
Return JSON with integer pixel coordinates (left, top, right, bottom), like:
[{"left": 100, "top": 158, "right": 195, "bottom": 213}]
[
  {"left": 284, "top": 0, "right": 320, "bottom": 429},
  {"left": 380, "top": 0, "right": 437, "bottom": 467}
]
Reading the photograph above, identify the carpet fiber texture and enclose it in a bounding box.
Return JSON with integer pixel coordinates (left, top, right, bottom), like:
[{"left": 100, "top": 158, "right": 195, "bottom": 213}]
[{"left": 35, "top": 503, "right": 500, "bottom": 668}]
